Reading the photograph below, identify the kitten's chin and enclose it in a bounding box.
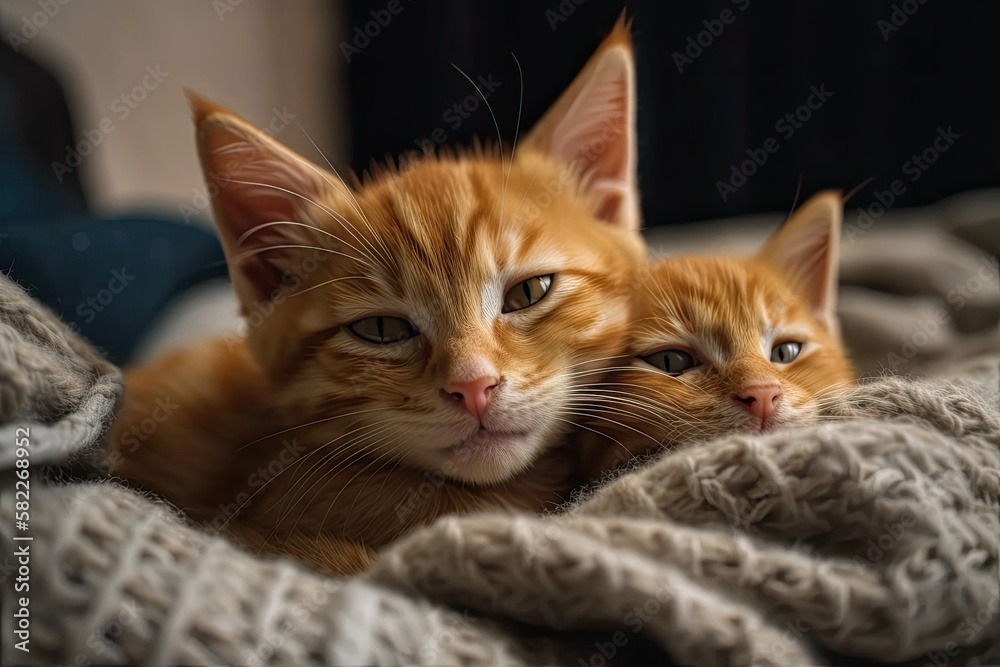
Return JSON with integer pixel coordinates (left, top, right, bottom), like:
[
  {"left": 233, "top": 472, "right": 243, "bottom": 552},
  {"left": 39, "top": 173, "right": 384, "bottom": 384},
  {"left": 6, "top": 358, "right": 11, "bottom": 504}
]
[{"left": 434, "top": 427, "right": 548, "bottom": 485}]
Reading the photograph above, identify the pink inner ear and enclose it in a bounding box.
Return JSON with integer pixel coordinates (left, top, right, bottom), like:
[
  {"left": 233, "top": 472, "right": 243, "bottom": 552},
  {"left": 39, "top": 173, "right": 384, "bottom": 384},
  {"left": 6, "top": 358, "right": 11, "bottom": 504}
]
[
  {"left": 772, "top": 232, "right": 832, "bottom": 308},
  {"left": 199, "top": 119, "right": 329, "bottom": 304},
  {"left": 548, "top": 52, "right": 635, "bottom": 228},
  {"left": 760, "top": 199, "right": 840, "bottom": 331},
  {"left": 223, "top": 204, "right": 300, "bottom": 303},
  {"left": 519, "top": 21, "right": 639, "bottom": 230},
  {"left": 553, "top": 78, "right": 629, "bottom": 173},
  {"left": 593, "top": 187, "right": 627, "bottom": 224}
]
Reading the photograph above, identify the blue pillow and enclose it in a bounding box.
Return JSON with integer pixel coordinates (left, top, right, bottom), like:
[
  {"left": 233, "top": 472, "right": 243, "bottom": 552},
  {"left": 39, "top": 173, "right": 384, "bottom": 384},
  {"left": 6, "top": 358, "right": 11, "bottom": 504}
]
[{"left": 0, "top": 214, "right": 227, "bottom": 365}]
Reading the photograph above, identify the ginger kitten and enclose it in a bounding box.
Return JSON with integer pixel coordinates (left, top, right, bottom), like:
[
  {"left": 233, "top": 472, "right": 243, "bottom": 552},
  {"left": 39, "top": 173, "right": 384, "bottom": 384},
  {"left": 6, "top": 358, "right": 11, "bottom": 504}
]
[
  {"left": 579, "top": 191, "right": 855, "bottom": 476},
  {"left": 108, "top": 20, "right": 645, "bottom": 574}
]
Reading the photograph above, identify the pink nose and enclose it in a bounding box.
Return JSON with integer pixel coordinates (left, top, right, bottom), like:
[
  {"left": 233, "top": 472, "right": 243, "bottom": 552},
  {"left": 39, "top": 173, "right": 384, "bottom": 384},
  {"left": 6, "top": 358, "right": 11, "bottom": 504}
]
[
  {"left": 734, "top": 384, "right": 783, "bottom": 421},
  {"left": 443, "top": 376, "right": 498, "bottom": 421}
]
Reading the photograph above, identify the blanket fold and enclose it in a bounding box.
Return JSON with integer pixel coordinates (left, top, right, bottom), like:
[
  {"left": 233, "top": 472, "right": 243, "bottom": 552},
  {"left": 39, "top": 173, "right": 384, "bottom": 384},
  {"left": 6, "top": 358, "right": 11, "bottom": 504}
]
[
  {"left": 0, "top": 276, "right": 121, "bottom": 470},
  {"left": 1, "top": 269, "right": 998, "bottom": 666},
  {"left": 366, "top": 374, "right": 1000, "bottom": 665}
]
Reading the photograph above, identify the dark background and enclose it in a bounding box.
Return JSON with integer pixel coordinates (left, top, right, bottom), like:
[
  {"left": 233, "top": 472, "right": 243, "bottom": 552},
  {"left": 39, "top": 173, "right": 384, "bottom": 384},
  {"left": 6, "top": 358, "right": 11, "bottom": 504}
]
[
  {"left": 2, "top": 1, "right": 998, "bottom": 363},
  {"left": 344, "top": 0, "right": 1000, "bottom": 226}
]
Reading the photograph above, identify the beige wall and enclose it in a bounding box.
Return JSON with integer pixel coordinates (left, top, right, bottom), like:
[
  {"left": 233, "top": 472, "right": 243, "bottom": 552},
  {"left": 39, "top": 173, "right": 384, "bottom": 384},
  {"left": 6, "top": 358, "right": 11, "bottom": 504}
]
[{"left": 2, "top": 0, "right": 348, "bottom": 220}]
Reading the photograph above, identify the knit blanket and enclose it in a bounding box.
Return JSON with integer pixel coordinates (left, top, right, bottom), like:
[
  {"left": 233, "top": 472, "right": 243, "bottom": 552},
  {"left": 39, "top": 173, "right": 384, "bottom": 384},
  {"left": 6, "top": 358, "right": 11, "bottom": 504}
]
[{"left": 1, "top": 273, "right": 999, "bottom": 666}]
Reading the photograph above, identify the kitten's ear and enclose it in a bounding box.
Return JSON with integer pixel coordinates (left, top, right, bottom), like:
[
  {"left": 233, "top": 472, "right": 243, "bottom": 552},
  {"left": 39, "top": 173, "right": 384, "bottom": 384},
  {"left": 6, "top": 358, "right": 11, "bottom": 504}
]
[
  {"left": 522, "top": 14, "right": 639, "bottom": 230},
  {"left": 757, "top": 190, "right": 843, "bottom": 334},
  {"left": 188, "top": 91, "right": 338, "bottom": 312}
]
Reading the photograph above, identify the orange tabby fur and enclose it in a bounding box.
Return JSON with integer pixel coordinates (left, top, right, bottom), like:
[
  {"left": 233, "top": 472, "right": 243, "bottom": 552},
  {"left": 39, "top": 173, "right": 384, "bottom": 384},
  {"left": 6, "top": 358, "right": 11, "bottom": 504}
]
[
  {"left": 579, "top": 191, "right": 855, "bottom": 477},
  {"left": 108, "top": 19, "right": 645, "bottom": 575}
]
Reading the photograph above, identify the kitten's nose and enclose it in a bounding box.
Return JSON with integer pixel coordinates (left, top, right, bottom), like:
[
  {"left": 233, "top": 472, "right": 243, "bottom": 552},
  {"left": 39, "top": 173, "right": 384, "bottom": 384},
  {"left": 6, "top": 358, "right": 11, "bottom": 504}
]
[
  {"left": 443, "top": 376, "right": 498, "bottom": 422},
  {"left": 734, "top": 384, "right": 783, "bottom": 421}
]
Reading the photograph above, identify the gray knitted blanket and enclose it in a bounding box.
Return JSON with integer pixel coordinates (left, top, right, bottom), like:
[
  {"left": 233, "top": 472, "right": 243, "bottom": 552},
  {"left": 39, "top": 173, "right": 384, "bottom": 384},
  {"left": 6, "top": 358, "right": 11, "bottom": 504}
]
[{"left": 1, "top": 272, "right": 999, "bottom": 666}]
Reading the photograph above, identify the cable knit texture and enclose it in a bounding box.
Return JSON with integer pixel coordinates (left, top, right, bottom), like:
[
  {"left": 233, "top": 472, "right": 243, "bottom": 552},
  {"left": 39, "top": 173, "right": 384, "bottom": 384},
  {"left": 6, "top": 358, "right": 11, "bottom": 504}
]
[{"left": 1, "top": 273, "right": 998, "bottom": 666}]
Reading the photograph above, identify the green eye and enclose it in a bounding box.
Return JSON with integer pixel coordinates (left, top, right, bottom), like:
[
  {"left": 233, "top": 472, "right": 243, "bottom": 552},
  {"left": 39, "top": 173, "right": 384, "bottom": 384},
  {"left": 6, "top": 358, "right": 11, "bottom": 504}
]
[
  {"left": 770, "top": 341, "right": 802, "bottom": 363},
  {"left": 502, "top": 274, "right": 553, "bottom": 313},
  {"left": 348, "top": 316, "right": 418, "bottom": 345},
  {"left": 642, "top": 349, "right": 701, "bottom": 376}
]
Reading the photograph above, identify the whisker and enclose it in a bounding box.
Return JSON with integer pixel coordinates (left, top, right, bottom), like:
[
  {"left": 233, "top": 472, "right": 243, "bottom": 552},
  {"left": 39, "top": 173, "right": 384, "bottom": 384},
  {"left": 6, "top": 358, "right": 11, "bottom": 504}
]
[
  {"left": 276, "top": 422, "right": 396, "bottom": 523},
  {"left": 223, "top": 177, "right": 383, "bottom": 270},
  {"left": 564, "top": 365, "right": 667, "bottom": 378},
  {"left": 329, "top": 438, "right": 406, "bottom": 536},
  {"left": 570, "top": 381, "right": 690, "bottom": 405},
  {"left": 565, "top": 365, "right": 711, "bottom": 397},
  {"left": 294, "top": 431, "right": 402, "bottom": 536},
  {"left": 222, "top": 419, "right": 395, "bottom": 528},
  {"left": 501, "top": 53, "right": 525, "bottom": 225},
  {"left": 237, "top": 219, "right": 341, "bottom": 251},
  {"left": 568, "top": 393, "right": 668, "bottom": 422},
  {"left": 553, "top": 417, "right": 640, "bottom": 468},
  {"left": 265, "top": 420, "right": 397, "bottom": 521},
  {"left": 564, "top": 354, "right": 632, "bottom": 370},
  {"left": 564, "top": 400, "right": 667, "bottom": 431},
  {"left": 510, "top": 172, "right": 540, "bottom": 224},
  {"left": 237, "top": 219, "right": 380, "bottom": 274},
  {"left": 356, "top": 456, "right": 404, "bottom": 537},
  {"left": 556, "top": 409, "right": 660, "bottom": 445},
  {"left": 232, "top": 243, "right": 368, "bottom": 268},
  {"left": 452, "top": 62, "right": 505, "bottom": 222},
  {"left": 294, "top": 124, "right": 398, "bottom": 272},
  {"left": 289, "top": 275, "right": 372, "bottom": 297},
  {"left": 239, "top": 406, "right": 386, "bottom": 450},
  {"left": 219, "top": 444, "right": 332, "bottom": 530}
]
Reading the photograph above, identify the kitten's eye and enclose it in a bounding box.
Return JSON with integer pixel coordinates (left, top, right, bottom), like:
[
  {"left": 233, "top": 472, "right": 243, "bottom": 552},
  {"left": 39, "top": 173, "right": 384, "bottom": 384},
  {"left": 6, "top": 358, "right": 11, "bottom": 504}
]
[
  {"left": 770, "top": 341, "right": 802, "bottom": 363},
  {"left": 642, "top": 349, "right": 701, "bottom": 376},
  {"left": 502, "top": 274, "right": 553, "bottom": 313},
  {"left": 348, "top": 316, "right": 418, "bottom": 345}
]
